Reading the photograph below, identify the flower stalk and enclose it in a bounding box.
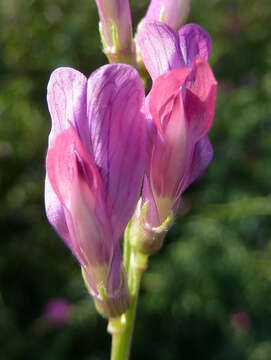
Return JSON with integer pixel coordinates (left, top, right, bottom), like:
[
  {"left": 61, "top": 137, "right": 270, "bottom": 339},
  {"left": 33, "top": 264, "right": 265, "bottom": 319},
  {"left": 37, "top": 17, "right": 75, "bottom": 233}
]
[{"left": 108, "top": 227, "right": 148, "bottom": 360}]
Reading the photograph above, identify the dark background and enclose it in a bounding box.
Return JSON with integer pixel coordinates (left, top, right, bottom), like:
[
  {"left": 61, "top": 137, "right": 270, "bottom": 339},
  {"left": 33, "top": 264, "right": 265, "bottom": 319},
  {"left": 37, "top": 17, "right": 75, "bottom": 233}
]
[{"left": 1, "top": 0, "right": 271, "bottom": 359}]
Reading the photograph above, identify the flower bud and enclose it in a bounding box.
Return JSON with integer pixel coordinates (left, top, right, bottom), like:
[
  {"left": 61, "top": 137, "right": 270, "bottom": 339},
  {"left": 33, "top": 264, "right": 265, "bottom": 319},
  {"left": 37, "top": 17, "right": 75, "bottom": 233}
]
[
  {"left": 144, "top": 0, "right": 190, "bottom": 31},
  {"left": 95, "top": 0, "right": 135, "bottom": 64}
]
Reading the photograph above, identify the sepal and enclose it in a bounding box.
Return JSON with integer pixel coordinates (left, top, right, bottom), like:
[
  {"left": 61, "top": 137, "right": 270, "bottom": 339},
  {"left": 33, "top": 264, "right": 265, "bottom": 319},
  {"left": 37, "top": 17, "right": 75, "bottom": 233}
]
[
  {"left": 127, "top": 200, "right": 174, "bottom": 256},
  {"left": 82, "top": 266, "right": 130, "bottom": 318}
]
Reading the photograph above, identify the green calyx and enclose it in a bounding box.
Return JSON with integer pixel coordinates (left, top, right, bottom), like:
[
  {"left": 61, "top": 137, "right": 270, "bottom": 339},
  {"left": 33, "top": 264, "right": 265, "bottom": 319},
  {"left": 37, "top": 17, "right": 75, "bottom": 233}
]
[{"left": 128, "top": 200, "right": 174, "bottom": 256}]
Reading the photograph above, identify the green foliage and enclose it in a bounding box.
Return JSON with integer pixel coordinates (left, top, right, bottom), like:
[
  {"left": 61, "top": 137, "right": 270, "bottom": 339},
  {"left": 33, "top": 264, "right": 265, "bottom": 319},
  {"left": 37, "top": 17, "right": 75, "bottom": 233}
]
[{"left": 0, "top": 0, "right": 271, "bottom": 359}]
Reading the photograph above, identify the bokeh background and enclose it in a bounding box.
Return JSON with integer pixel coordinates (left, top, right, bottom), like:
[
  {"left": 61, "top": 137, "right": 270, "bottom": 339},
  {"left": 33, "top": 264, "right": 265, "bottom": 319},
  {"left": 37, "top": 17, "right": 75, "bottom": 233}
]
[{"left": 1, "top": 0, "right": 271, "bottom": 359}]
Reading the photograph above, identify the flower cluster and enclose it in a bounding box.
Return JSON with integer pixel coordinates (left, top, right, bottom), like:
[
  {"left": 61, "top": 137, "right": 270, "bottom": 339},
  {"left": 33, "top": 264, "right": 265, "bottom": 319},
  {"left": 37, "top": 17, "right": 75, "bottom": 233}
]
[{"left": 45, "top": 0, "right": 217, "bottom": 318}]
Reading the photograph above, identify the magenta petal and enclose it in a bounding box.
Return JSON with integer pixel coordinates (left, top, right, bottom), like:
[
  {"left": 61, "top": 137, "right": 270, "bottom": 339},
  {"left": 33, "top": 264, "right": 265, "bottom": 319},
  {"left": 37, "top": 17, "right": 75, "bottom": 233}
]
[
  {"left": 46, "top": 125, "right": 114, "bottom": 289},
  {"left": 179, "top": 23, "right": 212, "bottom": 66},
  {"left": 87, "top": 64, "right": 147, "bottom": 239},
  {"left": 137, "top": 22, "right": 184, "bottom": 81},
  {"left": 46, "top": 125, "right": 129, "bottom": 306},
  {"left": 149, "top": 67, "right": 191, "bottom": 134},
  {"left": 184, "top": 58, "right": 217, "bottom": 142},
  {"left": 47, "top": 67, "right": 91, "bottom": 153},
  {"left": 146, "top": 68, "right": 194, "bottom": 223},
  {"left": 186, "top": 136, "right": 213, "bottom": 188}
]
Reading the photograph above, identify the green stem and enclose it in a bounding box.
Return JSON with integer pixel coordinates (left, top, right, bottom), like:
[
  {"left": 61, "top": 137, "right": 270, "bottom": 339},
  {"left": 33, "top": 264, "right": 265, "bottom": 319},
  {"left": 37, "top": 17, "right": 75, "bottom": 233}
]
[
  {"left": 110, "top": 290, "right": 138, "bottom": 360},
  {"left": 109, "top": 250, "right": 148, "bottom": 360}
]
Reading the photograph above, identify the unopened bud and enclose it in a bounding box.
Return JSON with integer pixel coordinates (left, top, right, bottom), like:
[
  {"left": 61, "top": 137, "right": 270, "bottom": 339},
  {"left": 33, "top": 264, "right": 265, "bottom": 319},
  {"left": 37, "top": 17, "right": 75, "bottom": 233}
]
[
  {"left": 144, "top": 0, "right": 191, "bottom": 31},
  {"left": 95, "top": 0, "right": 135, "bottom": 64}
]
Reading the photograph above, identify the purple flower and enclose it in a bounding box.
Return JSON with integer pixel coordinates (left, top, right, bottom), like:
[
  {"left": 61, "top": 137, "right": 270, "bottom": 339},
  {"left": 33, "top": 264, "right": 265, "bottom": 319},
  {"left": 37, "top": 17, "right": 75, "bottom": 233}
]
[
  {"left": 135, "top": 22, "right": 217, "bottom": 237},
  {"left": 43, "top": 298, "right": 71, "bottom": 326},
  {"left": 95, "top": 0, "right": 133, "bottom": 58},
  {"left": 143, "top": 0, "right": 191, "bottom": 31},
  {"left": 45, "top": 64, "right": 147, "bottom": 317}
]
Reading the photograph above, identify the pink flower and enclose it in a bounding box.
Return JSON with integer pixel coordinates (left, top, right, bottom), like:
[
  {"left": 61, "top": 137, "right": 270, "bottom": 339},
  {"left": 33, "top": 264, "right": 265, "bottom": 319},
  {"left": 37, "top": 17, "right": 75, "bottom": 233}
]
[
  {"left": 138, "top": 22, "right": 217, "bottom": 229},
  {"left": 45, "top": 64, "right": 147, "bottom": 317}
]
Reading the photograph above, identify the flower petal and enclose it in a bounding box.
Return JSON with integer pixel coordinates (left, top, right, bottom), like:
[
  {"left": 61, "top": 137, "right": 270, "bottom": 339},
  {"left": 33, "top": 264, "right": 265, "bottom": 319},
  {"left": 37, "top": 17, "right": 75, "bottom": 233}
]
[
  {"left": 149, "top": 67, "right": 191, "bottom": 134},
  {"left": 87, "top": 64, "right": 147, "bottom": 239},
  {"left": 47, "top": 67, "right": 91, "bottom": 153},
  {"left": 137, "top": 22, "right": 184, "bottom": 81},
  {"left": 147, "top": 68, "right": 196, "bottom": 222},
  {"left": 46, "top": 125, "right": 114, "bottom": 291},
  {"left": 184, "top": 57, "right": 217, "bottom": 142},
  {"left": 150, "top": 95, "right": 191, "bottom": 218},
  {"left": 186, "top": 136, "right": 213, "bottom": 188},
  {"left": 179, "top": 23, "right": 212, "bottom": 66},
  {"left": 44, "top": 175, "right": 71, "bottom": 248}
]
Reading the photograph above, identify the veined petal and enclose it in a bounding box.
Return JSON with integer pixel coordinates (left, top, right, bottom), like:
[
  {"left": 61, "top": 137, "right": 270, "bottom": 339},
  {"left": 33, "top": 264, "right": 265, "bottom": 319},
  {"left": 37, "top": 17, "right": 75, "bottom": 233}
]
[
  {"left": 47, "top": 67, "right": 91, "bottom": 153},
  {"left": 87, "top": 64, "right": 147, "bottom": 240},
  {"left": 184, "top": 57, "right": 217, "bottom": 142},
  {"left": 145, "top": 0, "right": 191, "bottom": 31},
  {"left": 179, "top": 23, "right": 212, "bottom": 66},
  {"left": 137, "top": 22, "right": 184, "bottom": 81}
]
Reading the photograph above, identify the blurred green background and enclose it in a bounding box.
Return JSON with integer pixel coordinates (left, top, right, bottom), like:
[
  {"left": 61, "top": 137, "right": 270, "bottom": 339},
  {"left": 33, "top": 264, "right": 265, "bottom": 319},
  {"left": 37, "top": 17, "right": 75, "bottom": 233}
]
[{"left": 1, "top": 0, "right": 271, "bottom": 359}]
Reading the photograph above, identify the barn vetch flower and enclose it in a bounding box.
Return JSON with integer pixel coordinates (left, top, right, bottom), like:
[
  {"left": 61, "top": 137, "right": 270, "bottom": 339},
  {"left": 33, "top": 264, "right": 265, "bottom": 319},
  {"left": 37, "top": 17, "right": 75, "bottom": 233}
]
[
  {"left": 130, "top": 22, "right": 217, "bottom": 254},
  {"left": 45, "top": 64, "right": 147, "bottom": 317},
  {"left": 145, "top": 59, "right": 217, "bottom": 224}
]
